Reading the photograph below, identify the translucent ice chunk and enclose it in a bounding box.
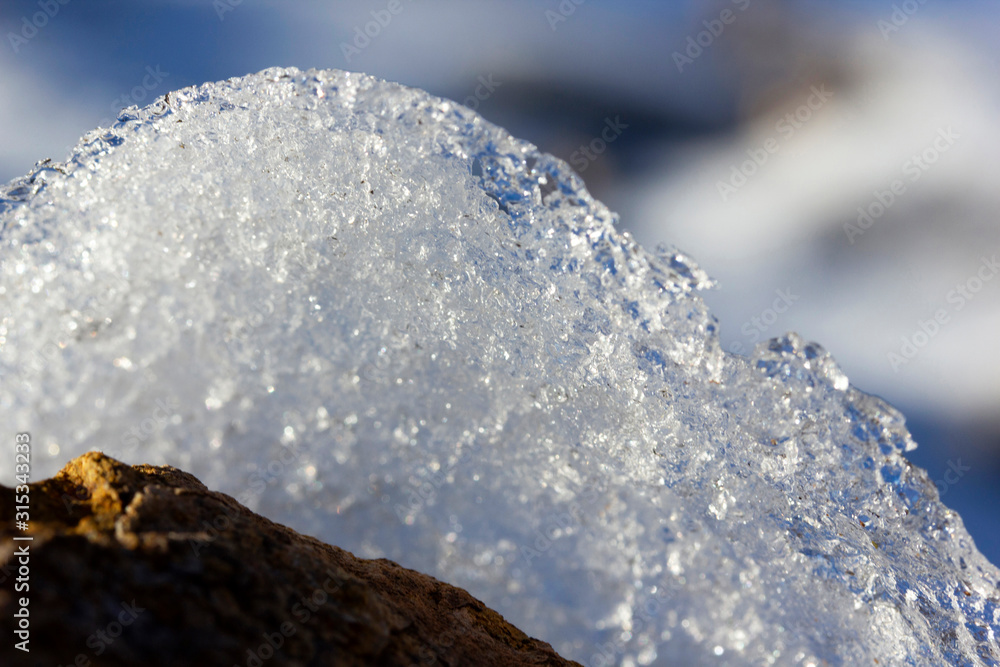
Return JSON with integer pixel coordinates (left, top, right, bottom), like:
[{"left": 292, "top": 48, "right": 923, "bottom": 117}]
[{"left": 1, "top": 68, "right": 997, "bottom": 666}]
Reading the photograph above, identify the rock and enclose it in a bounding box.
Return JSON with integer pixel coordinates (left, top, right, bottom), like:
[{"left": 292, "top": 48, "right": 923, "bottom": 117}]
[{"left": 0, "top": 452, "right": 580, "bottom": 666}]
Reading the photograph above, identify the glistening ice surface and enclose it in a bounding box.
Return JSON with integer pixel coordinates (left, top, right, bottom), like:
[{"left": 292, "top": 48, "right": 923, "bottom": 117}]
[{"left": 2, "top": 67, "right": 998, "bottom": 666}]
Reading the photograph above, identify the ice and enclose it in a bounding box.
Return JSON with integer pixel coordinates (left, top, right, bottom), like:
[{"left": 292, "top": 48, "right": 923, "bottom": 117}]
[{"left": 1, "top": 67, "right": 998, "bottom": 665}]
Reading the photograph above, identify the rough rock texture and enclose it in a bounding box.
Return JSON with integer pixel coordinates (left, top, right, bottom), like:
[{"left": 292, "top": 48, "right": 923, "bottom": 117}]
[{"left": 0, "top": 452, "right": 580, "bottom": 666}]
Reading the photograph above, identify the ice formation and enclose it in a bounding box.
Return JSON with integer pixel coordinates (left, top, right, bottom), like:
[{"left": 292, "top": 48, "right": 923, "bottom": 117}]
[{"left": 1, "top": 68, "right": 998, "bottom": 666}]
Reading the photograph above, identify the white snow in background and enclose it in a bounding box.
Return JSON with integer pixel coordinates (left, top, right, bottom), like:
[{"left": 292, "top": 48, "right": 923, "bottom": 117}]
[{"left": 622, "top": 28, "right": 1000, "bottom": 428}]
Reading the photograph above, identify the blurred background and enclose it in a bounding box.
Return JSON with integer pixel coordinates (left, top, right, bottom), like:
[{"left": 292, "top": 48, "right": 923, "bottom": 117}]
[{"left": 2, "top": 0, "right": 998, "bottom": 563}]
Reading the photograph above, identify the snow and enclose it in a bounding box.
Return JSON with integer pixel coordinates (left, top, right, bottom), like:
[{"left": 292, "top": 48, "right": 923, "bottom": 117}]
[{"left": 1, "top": 67, "right": 997, "bottom": 665}]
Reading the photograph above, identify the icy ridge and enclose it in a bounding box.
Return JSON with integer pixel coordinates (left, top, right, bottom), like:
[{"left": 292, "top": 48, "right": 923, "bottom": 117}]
[{"left": 1, "top": 67, "right": 997, "bottom": 666}]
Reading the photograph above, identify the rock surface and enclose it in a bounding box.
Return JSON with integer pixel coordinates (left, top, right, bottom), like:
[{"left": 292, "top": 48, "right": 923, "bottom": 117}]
[{"left": 0, "top": 452, "right": 580, "bottom": 666}]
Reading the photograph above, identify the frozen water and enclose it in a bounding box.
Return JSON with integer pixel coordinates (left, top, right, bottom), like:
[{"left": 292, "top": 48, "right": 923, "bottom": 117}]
[{"left": 2, "top": 67, "right": 998, "bottom": 666}]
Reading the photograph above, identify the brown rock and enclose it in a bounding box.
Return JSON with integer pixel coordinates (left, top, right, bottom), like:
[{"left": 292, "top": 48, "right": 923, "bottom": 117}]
[{"left": 0, "top": 452, "right": 580, "bottom": 666}]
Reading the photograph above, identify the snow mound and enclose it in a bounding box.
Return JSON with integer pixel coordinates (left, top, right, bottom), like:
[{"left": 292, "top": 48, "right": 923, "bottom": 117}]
[{"left": 2, "top": 67, "right": 997, "bottom": 665}]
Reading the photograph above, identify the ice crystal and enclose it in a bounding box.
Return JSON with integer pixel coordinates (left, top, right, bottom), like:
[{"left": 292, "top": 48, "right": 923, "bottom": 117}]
[{"left": 1, "top": 68, "right": 997, "bottom": 665}]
